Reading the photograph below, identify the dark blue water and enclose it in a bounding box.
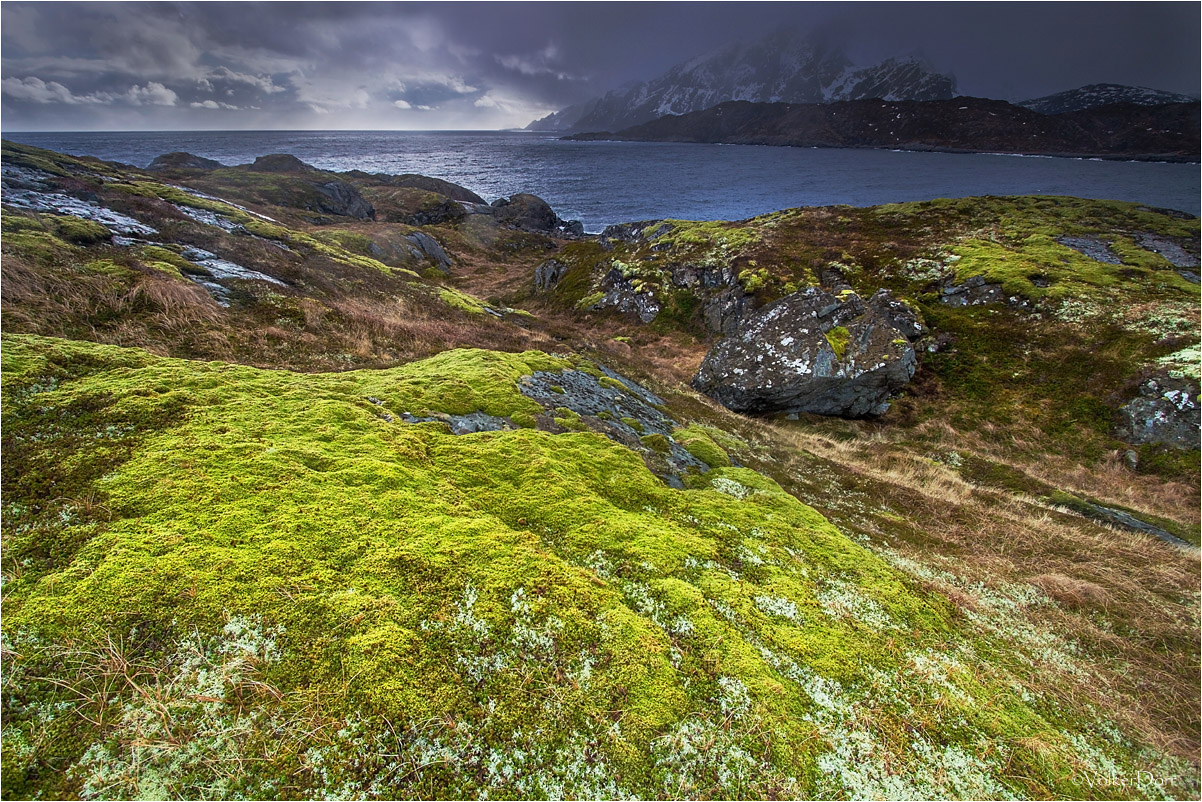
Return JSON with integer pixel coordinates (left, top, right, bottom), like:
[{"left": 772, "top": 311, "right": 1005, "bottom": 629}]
[{"left": 5, "top": 130, "right": 1198, "bottom": 232}]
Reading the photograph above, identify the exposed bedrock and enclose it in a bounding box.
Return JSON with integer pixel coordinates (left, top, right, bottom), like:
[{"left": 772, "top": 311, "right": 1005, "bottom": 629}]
[
  {"left": 1116, "top": 375, "right": 1201, "bottom": 450},
  {"left": 692, "top": 287, "right": 921, "bottom": 418}
]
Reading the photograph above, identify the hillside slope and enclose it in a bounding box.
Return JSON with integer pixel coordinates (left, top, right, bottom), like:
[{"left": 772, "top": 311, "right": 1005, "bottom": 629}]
[{"left": 2, "top": 143, "right": 1199, "bottom": 799}]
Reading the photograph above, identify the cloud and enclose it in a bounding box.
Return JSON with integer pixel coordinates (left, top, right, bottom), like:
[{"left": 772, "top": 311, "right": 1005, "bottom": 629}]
[
  {"left": 496, "top": 44, "right": 576, "bottom": 80},
  {"left": 2, "top": 2, "right": 1196, "bottom": 131},
  {"left": 190, "top": 99, "right": 238, "bottom": 110},
  {"left": 206, "top": 66, "right": 285, "bottom": 94},
  {"left": 2, "top": 76, "right": 86, "bottom": 104},
  {"left": 2, "top": 76, "right": 176, "bottom": 106},
  {"left": 125, "top": 81, "right": 178, "bottom": 106}
]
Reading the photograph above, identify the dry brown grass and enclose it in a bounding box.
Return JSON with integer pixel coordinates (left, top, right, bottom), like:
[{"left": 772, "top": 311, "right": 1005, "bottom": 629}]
[{"left": 758, "top": 418, "right": 1201, "bottom": 763}]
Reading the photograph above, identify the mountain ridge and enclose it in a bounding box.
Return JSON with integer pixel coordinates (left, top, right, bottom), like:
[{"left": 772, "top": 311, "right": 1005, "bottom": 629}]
[
  {"left": 563, "top": 96, "right": 1201, "bottom": 162},
  {"left": 1020, "top": 82, "right": 1200, "bottom": 115},
  {"left": 526, "top": 31, "right": 956, "bottom": 133}
]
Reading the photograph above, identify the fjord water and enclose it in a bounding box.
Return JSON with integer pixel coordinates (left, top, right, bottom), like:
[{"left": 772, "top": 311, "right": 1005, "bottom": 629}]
[{"left": 7, "top": 130, "right": 1198, "bottom": 231}]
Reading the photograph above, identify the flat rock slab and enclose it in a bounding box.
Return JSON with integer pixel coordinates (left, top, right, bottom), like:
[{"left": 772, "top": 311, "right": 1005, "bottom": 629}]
[
  {"left": 1056, "top": 236, "right": 1122, "bottom": 264},
  {"left": 1136, "top": 233, "right": 1199, "bottom": 268}
]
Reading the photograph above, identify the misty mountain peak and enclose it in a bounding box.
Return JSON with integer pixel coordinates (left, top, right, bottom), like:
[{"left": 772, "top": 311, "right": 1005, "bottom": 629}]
[{"left": 527, "top": 30, "right": 955, "bottom": 132}]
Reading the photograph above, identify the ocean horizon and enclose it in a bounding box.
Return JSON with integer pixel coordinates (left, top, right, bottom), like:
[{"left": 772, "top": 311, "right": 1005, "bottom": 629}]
[{"left": 6, "top": 129, "right": 1198, "bottom": 231}]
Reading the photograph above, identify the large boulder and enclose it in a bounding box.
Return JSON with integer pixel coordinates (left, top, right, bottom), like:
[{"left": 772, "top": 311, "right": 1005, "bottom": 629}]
[
  {"left": 692, "top": 288, "right": 919, "bottom": 417},
  {"left": 492, "top": 193, "right": 559, "bottom": 231},
  {"left": 147, "top": 151, "right": 223, "bottom": 171},
  {"left": 249, "top": 153, "right": 317, "bottom": 173},
  {"left": 312, "top": 180, "right": 375, "bottom": 220},
  {"left": 403, "top": 231, "right": 452, "bottom": 272},
  {"left": 490, "top": 193, "right": 584, "bottom": 237},
  {"left": 1116, "top": 375, "right": 1200, "bottom": 450}
]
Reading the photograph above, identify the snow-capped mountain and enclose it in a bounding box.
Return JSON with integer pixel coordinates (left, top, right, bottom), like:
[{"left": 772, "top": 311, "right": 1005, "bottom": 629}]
[
  {"left": 1019, "top": 83, "right": 1198, "bottom": 115},
  {"left": 527, "top": 31, "right": 956, "bottom": 132}
]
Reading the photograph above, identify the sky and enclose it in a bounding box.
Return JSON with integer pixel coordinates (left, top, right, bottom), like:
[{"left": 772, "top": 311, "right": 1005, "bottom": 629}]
[{"left": 1, "top": 1, "right": 1198, "bottom": 132}]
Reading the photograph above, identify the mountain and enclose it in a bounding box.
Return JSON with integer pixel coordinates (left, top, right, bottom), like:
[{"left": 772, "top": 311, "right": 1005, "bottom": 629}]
[
  {"left": 2, "top": 141, "right": 1199, "bottom": 799},
  {"left": 527, "top": 31, "right": 955, "bottom": 132},
  {"left": 1020, "top": 82, "right": 1199, "bottom": 115},
  {"left": 565, "top": 96, "right": 1201, "bottom": 162}
]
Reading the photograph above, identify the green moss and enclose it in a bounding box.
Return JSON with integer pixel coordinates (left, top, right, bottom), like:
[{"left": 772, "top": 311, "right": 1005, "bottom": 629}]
[
  {"left": 552, "top": 406, "right": 589, "bottom": 432},
  {"left": 437, "top": 288, "right": 488, "bottom": 315},
  {"left": 135, "top": 245, "right": 198, "bottom": 278},
  {"left": 824, "top": 326, "right": 851, "bottom": 360},
  {"left": 313, "top": 229, "right": 375, "bottom": 256},
  {"left": 673, "top": 425, "right": 732, "bottom": 468},
  {"left": 82, "top": 259, "right": 135, "bottom": 278},
  {"left": 242, "top": 219, "right": 418, "bottom": 278},
  {"left": 510, "top": 411, "right": 538, "bottom": 428},
  {"left": 620, "top": 416, "right": 644, "bottom": 433},
  {"left": 640, "top": 433, "right": 672, "bottom": 453},
  {"left": 598, "top": 376, "right": 628, "bottom": 392},
  {"left": 48, "top": 216, "right": 110, "bottom": 245},
  {"left": 0, "top": 333, "right": 1182, "bottom": 798},
  {"left": 1, "top": 140, "right": 124, "bottom": 180},
  {"left": 654, "top": 220, "right": 759, "bottom": 254},
  {"left": 576, "top": 291, "right": 605, "bottom": 310},
  {"left": 1, "top": 228, "right": 78, "bottom": 266},
  {"left": 1, "top": 211, "right": 47, "bottom": 234}
]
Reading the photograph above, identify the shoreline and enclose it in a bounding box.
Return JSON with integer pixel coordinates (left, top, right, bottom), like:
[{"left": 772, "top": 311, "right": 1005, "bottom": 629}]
[{"left": 559, "top": 134, "right": 1201, "bottom": 165}]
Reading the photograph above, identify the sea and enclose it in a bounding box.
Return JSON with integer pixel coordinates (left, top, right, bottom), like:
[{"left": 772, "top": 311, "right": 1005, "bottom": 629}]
[{"left": 5, "top": 130, "right": 1199, "bottom": 233}]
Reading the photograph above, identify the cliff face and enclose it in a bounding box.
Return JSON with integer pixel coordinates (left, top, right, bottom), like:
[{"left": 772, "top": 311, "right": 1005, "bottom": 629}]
[
  {"left": 565, "top": 97, "right": 1201, "bottom": 162},
  {"left": 528, "top": 31, "right": 955, "bottom": 133}
]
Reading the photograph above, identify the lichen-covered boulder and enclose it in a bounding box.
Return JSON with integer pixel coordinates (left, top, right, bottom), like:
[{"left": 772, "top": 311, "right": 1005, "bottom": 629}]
[
  {"left": 692, "top": 288, "right": 918, "bottom": 417},
  {"left": 1117, "top": 375, "right": 1200, "bottom": 449}
]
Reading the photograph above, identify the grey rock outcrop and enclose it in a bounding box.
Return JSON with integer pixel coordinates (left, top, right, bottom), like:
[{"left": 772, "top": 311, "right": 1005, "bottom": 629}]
[
  {"left": 692, "top": 287, "right": 919, "bottom": 418},
  {"left": 593, "top": 266, "right": 662, "bottom": 323},
  {"left": 249, "top": 154, "right": 315, "bottom": 173},
  {"left": 147, "top": 152, "right": 224, "bottom": 171},
  {"left": 489, "top": 193, "right": 584, "bottom": 237},
  {"left": 1117, "top": 375, "right": 1200, "bottom": 450},
  {"left": 313, "top": 180, "right": 375, "bottom": 221},
  {"left": 534, "top": 259, "right": 568, "bottom": 291},
  {"left": 492, "top": 193, "right": 558, "bottom": 231},
  {"left": 939, "top": 274, "right": 1031, "bottom": 309},
  {"left": 1057, "top": 236, "right": 1122, "bottom": 264},
  {"left": 403, "top": 232, "right": 452, "bottom": 272}
]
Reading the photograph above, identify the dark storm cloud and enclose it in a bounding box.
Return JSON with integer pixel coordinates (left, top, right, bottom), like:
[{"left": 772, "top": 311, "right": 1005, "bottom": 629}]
[{"left": 1, "top": 2, "right": 1197, "bottom": 131}]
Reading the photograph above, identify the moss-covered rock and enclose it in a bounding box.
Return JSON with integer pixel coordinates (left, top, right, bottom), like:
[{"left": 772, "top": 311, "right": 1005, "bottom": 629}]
[{"left": 3, "top": 333, "right": 1179, "bottom": 799}]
